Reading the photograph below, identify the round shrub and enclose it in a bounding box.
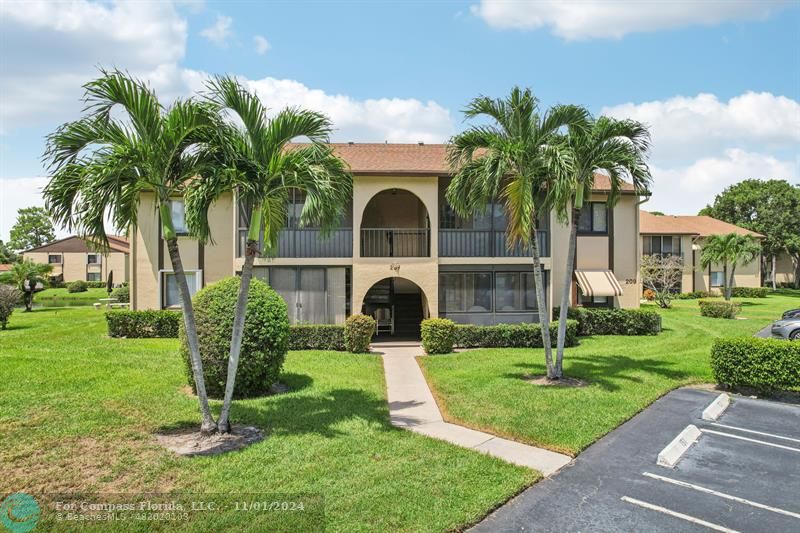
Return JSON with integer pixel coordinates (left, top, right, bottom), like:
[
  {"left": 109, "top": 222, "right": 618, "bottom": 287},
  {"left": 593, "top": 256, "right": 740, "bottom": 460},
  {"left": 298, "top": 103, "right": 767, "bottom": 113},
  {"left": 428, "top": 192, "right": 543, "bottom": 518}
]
[
  {"left": 421, "top": 318, "right": 456, "bottom": 354},
  {"left": 698, "top": 299, "right": 741, "bottom": 319},
  {"left": 111, "top": 285, "right": 130, "bottom": 303},
  {"left": 344, "top": 314, "right": 375, "bottom": 353},
  {"left": 67, "top": 280, "right": 88, "bottom": 293},
  {"left": 180, "top": 276, "right": 289, "bottom": 399},
  {"left": 0, "top": 284, "right": 21, "bottom": 330}
]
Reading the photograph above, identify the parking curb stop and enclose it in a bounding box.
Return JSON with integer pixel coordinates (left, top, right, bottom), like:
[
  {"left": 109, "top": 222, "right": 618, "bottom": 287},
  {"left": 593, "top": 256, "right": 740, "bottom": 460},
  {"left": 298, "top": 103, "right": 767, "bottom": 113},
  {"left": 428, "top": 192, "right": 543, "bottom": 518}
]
[
  {"left": 657, "top": 425, "right": 701, "bottom": 468},
  {"left": 701, "top": 393, "right": 730, "bottom": 421}
]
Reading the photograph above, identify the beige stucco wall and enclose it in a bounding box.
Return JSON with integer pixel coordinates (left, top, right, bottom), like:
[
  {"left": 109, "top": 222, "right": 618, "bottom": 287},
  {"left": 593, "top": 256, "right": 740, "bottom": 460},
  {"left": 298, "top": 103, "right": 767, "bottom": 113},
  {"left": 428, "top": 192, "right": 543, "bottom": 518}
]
[
  {"left": 352, "top": 260, "right": 438, "bottom": 318},
  {"left": 774, "top": 252, "right": 797, "bottom": 285},
  {"left": 612, "top": 195, "right": 641, "bottom": 308}
]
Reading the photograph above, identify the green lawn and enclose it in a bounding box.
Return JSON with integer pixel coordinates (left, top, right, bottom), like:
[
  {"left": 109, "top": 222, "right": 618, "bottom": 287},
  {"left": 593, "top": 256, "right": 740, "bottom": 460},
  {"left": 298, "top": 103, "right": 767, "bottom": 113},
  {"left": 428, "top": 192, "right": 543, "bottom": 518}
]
[
  {"left": 33, "top": 286, "right": 109, "bottom": 306},
  {"left": 0, "top": 307, "right": 536, "bottom": 532},
  {"left": 419, "top": 291, "right": 800, "bottom": 456}
]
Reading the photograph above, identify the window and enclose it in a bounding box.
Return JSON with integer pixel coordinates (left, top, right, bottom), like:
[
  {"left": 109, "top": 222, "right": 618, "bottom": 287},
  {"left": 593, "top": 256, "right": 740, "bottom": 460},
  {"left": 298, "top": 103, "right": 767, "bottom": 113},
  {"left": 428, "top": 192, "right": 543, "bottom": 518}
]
[
  {"left": 169, "top": 200, "right": 188, "bottom": 235},
  {"left": 87, "top": 272, "right": 102, "bottom": 282},
  {"left": 710, "top": 271, "right": 725, "bottom": 287},
  {"left": 580, "top": 294, "right": 610, "bottom": 307},
  {"left": 87, "top": 254, "right": 101, "bottom": 264},
  {"left": 254, "top": 266, "right": 349, "bottom": 324},
  {"left": 48, "top": 254, "right": 61, "bottom": 264},
  {"left": 643, "top": 235, "right": 681, "bottom": 256},
  {"left": 577, "top": 203, "right": 608, "bottom": 234},
  {"left": 440, "top": 272, "right": 492, "bottom": 312},
  {"left": 495, "top": 272, "right": 538, "bottom": 312},
  {"left": 162, "top": 270, "right": 201, "bottom": 308}
]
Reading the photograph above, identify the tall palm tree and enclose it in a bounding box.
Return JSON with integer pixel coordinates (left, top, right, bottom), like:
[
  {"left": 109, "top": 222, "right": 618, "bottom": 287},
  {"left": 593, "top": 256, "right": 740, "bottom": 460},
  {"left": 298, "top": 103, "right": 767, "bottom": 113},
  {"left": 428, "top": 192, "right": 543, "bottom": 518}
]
[
  {"left": 447, "top": 87, "right": 588, "bottom": 379},
  {"left": 550, "top": 116, "right": 651, "bottom": 377},
  {"left": 700, "top": 233, "right": 761, "bottom": 300},
  {"left": 0, "top": 259, "right": 52, "bottom": 311},
  {"left": 42, "top": 70, "right": 221, "bottom": 434},
  {"left": 185, "top": 76, "right": 352, "bottom": 433}
]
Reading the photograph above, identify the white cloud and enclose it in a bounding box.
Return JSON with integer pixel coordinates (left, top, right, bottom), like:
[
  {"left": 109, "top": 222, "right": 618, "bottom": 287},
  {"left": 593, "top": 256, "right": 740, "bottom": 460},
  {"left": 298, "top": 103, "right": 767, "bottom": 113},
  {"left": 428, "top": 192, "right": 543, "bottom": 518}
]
[
  {"left": 253, "top": 35, "right": 271, "bottom": 55},
  {"left": 602, "top": 92, "right": 800, "bottom": 163},
  {"left": 647, "top": 149, "right": 798, "bottom": 215},
  {"left": 0, "top": 177, "right": 71, "bottom": 242},
  {"left": 245, "top": 77, "right": 455, "bottom": 143},
  {"left": 200, "top": 14, "right": 232, "bottom": 45},
  {"left": 471, "top": 0, "right": 789, "bottom": 40}
]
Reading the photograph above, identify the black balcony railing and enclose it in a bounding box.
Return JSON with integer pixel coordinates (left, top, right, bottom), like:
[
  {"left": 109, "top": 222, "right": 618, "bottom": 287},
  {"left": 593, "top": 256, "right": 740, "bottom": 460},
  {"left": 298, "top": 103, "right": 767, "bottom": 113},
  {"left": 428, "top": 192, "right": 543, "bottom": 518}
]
[
  {"left": 439, "top": 229, "right": 549, "bottom": 257},
  {"left": 360, "top": 228, "right": 430, "bottom": 257},
  {"left": 238, "top": 228, "right": 352, "bottom": 258}
]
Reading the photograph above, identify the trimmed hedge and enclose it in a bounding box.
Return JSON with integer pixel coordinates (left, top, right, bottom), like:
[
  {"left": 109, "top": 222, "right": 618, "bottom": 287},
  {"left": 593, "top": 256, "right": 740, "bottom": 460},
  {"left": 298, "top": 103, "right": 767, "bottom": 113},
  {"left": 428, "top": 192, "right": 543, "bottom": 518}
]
[
  {"left": 67, "top": 280, "right": 88, "bottom": 293},
  {"left": 730, "top": 287, "right": 769, "bottom": 298},
  {"left": 557, "top": 307, "right": 662, "bottom": 336},
  {"left": 180, "top": 276, "right": 289, "bottom": 399},
  {"left": 289, "top": 325, "right": 345, "bottom": 351},
  {"left": 674, "top": 290, "right": 713, "bottom": 300},
  {"left": 111, "top": 285, "right": 129, "bottom": 303},
  {"left": 344, "top": 314, "right": 376, "bottom": 353},
  {"left": 0, "top": 284, "right": 21, "bottom": 330},
  {"left": 453, "top": 320, "right": 579, "bottom": 349},
  {"left": 421, "top": 318, "right": 456, "bottom": 354},
  {"left": 711, "top": 337, "right": 800, "bottom": 393},
  {"left": 698, "top": 299, "right": 741, "bottom": 319},
  {"left": 106, "top": 309, "right": 180, "bottom": 338}
]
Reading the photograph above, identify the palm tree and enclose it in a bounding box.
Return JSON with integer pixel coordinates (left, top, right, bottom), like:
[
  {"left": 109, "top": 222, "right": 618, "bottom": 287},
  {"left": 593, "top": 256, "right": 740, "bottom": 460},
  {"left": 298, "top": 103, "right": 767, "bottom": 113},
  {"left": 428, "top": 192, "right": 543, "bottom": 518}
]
[
  {"left": 447, "top": 87, "right": 588, "bottom": 379},
  {"left": 42, "top": 70, "right": 221, "bottom": 434},
  {"left": 185, "top": 76, "right": 352, "bottom": 433},
  {"left": 700, "top": 233, "right": 761, "bottom": 300},
  {"left": 550, "top": 116, "right": 651, "bottom": 377},
  {"left": 0, "top": 259, "right": 52, "bottom": 311}
]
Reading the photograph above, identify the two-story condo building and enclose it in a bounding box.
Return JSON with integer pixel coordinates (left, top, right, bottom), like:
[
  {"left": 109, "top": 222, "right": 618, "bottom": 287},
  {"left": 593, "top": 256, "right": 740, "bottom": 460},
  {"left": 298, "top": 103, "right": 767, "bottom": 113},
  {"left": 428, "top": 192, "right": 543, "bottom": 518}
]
[
  {"left": 23, "top": 235, "right": 129, "bottom": 284},
  {"left": 639, "top": 210, "right": 763, "bottom": 293},
  {"left": 130, "top": 143, "right": 644, "bottom": 337}
]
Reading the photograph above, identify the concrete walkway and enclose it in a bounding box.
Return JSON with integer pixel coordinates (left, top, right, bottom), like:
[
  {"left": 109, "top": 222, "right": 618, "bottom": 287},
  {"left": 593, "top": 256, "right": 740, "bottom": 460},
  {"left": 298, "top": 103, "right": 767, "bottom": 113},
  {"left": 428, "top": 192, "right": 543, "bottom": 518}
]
[{"left": 376, "top": 343, "right": 572, "bottom": 476}]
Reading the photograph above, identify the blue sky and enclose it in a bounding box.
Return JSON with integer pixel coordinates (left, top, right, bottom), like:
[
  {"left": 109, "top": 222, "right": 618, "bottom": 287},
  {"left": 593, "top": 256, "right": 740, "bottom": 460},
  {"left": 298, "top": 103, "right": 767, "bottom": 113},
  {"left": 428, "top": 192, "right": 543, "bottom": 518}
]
[{"left": 1, "top": 0, "right": 799, "bottom": 240}]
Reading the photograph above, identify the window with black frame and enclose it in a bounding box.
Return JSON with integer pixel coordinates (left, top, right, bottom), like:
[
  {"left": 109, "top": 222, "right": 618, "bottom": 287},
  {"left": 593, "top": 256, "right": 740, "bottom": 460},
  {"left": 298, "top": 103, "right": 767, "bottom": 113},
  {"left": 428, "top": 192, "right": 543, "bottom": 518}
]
[
  {"left": 577, "top": 202, "right": 608, "bottom": 234},
  {"left": 643, "top": 235, "right": 681, "bottom": 256}
]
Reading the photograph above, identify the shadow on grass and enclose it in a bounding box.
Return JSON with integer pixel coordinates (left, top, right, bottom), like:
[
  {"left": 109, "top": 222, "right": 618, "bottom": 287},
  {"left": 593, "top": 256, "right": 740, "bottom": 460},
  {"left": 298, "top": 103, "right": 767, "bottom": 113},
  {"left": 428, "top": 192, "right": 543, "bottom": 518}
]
[
  {"left": 159, "top": 386, "right": 392, "bottom": 440},
  {"left": 508, "top": 353, "right": 689, "bottom": 392}
]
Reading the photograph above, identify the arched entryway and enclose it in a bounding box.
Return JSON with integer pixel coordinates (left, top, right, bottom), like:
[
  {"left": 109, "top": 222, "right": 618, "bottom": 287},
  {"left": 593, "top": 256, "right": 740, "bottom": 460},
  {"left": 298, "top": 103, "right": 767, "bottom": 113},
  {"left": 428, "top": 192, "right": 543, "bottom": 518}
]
[
  {"left": 362, "top": 277, "right": 429, "bottom": 340},
  {"left": 360, "top": 189, "right": 431, "bottom": 257}
]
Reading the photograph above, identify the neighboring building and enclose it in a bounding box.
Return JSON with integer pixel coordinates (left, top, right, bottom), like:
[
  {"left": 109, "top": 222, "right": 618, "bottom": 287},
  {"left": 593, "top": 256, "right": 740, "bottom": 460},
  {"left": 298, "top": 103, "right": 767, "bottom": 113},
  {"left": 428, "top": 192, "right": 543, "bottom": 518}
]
[
  {"left": 23, "top": 235, "right": 130, "bottom": 284},
  {"left": 767, "top": 251, "right": 799, "bottom": 288},
  {"left": 130, "top": 143, "right": 644, "bottom": 336},
  {"left": 640, "top": 211, "right": 763, "bottom": 293}
]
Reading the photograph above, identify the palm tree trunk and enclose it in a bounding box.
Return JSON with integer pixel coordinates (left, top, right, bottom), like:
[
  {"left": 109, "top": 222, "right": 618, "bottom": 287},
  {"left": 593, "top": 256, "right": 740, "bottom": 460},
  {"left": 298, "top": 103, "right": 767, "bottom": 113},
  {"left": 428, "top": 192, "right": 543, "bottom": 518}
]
[
  {"left": 727, "top": 264, "right": 737, "bottom": 300},
  {"left": 723, "top": 263, "right": 729, "bottom": 300},
  {"left": 530, "top": 223, "right": 555, "bottom": 379},
  {"left": 24, "top": 291, "right": 33, "bottom": 312},
  {"left": 771, "top": 255, "right": 777, "bottom": 290},
  {"left": 161, "top": 203, "right": 216, "bottom": 435},
  {"left": 555, "top": 207, "right": 579, "bottom": 378},
  {"left": 218, "top": 205, "right": 262, "bottom": 433}
]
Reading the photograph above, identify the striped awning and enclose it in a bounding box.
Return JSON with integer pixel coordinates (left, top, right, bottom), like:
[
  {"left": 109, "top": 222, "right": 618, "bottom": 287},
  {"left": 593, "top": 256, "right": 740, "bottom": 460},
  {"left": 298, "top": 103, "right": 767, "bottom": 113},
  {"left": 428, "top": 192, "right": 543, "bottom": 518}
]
[{"left": 575, "top": 270, "right": 624, "bottom": 297}]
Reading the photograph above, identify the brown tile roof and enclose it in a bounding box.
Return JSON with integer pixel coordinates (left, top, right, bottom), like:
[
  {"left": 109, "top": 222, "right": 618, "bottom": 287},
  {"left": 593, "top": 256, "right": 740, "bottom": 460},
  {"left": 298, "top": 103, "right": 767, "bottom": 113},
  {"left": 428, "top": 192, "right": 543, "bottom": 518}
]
[
  {"left": 296, "top": 143, "right": 636, "bottom": 192},
  {"left": 23, "top": 235, "right": 129, "bottom": 254},
  {"left": 640, "top": 211, "right": 763, "bottom": 238},
  {"left": 0, "top": 264, "right": 12, "bottom": 272}
]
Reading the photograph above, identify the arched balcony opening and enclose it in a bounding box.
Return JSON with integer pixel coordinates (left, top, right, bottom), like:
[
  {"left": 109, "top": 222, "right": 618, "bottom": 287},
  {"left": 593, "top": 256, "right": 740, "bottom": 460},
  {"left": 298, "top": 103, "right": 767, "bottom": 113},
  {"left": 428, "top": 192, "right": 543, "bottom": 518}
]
[{"left": 360, "top": 189, "right": 430, "bottom": 257}]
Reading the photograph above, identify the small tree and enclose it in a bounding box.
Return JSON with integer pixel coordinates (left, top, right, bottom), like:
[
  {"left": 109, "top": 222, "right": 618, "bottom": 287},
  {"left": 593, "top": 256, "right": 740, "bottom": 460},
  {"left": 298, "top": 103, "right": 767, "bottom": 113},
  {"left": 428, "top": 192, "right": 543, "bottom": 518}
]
[
  {"left": 8, "top": 207, "right": 56, "bottom": 252},
  {"left": 0, "top": 240, "right": 18, "bottom": 264},
  {"left": 0, "top": 259, "right": 52, "bottom": 311},
  {"left": 700, "top": 233, "right": 761, "bottom": 300},
  {"left": 0, "top": 284, "right": 22, "bottom": 329},
  {"left": 641, "top": 254, "right": 683, "bottom": 308}
]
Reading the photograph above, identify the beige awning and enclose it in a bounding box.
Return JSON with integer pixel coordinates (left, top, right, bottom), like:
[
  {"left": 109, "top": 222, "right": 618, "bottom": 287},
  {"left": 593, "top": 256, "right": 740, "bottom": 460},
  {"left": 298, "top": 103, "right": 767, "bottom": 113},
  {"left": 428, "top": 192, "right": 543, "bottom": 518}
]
[{"left": 575, "top": 270, "right": 623, "bottom": 297}]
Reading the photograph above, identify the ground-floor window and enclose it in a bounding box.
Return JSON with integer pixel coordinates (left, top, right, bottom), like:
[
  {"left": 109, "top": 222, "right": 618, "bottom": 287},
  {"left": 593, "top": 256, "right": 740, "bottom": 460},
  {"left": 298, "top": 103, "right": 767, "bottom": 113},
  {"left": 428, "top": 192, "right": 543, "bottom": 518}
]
[
  {"left": 439, "top": 267, "right": 548, "bottom": 325},
  {"left": 579, "top": 294, "right": 610, "bottom": 307},
  {"left": 710, "top": 271, "right": 724, "bottom": 287},
  {"left": 161, "top": 270, "right": 202, "bottom": 308},
  {"left": 86, "top": 272, "right": 102, "bottom": 282},
  {"left": 251, "top": 266, "right": 350, "bottom": 325}
]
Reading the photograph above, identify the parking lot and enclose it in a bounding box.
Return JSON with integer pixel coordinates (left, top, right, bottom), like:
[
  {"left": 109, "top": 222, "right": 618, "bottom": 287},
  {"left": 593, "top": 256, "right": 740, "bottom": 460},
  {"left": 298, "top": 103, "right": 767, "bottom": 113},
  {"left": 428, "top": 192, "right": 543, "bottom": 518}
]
[{"left": 473, "top": 388, "right": 800, "bottom": 532}]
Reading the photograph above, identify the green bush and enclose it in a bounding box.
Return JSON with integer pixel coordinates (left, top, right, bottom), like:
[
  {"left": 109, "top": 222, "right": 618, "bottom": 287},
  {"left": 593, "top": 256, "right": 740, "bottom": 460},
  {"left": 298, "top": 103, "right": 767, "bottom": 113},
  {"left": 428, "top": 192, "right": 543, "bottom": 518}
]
[
  {"left": 0, "top": 284, "right": 21, "bottom": 330},
  {"left": 453, "top": 320, "right": 578, "bottom": 349},
  {"left": 556, "top": 307, "right": 662, "bottom": 336},
  {"left": 290, "top": 324, "right": 345, "bottom": 351},
  {"left": 111, "top": 285, "right": 130, "bottom": 303},
  {"left": 344, "top": 314, "right": 375, "bottom": 353},
  {"left": 180, "top": 277, "right": 289, "bottom": 399},
  {"left": 711, "top": 337, "right": 800, "bottom": 393},
  {"left": 698, "top": 299, "right": 741, "bottom": 319},
  {"left": 86, "top": 281, "right": 108, "bottom": 289},
  {"left": 420, "top": 318, "right": 456, "bottom": 354},
  {"left": 674, "top": 290, "right": 713, "bottom": 300},
  {"left": 67, "top": 280, "right": 88, "bottom": 293},
  {"left": 106, "top": 310, "right": 180, "bottom": 338},
  {"left": 730, "top": 287, "right": 769, "bottom": 298}
]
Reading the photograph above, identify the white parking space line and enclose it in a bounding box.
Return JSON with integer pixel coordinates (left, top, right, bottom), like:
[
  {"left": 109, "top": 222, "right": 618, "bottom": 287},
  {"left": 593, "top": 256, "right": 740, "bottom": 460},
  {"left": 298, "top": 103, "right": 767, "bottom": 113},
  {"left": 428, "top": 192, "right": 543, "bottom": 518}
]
[
  {"left": 709, "top": 422, "right": 800, "bottom": 444},
  {"left": 621, "top": 496, "right": 740, "bottom": 532},
  {"left": 642, "top": 472, "right": 800, "bottom": 520},
  {"left": 700, "top": 428, "right": 800, "bottom": 453}
]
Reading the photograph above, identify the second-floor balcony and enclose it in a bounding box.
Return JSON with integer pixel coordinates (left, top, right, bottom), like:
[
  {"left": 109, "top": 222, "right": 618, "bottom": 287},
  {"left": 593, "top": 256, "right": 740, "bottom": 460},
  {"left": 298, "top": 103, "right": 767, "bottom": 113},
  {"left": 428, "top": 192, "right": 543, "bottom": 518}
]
[
  {"left": 238, "top": 228, "right": 353, "bottom": 258},
  {"left": 439, "top": 229, "right": 549, "bottom": 258},
  {"left": 360, "top": 228, "right": 430, "bottom": 258}
]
